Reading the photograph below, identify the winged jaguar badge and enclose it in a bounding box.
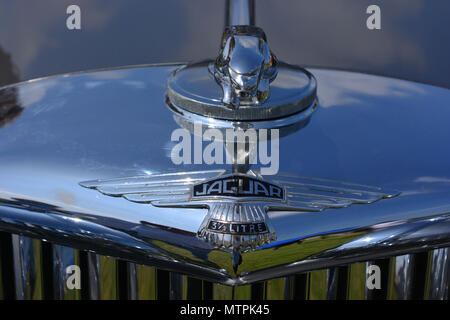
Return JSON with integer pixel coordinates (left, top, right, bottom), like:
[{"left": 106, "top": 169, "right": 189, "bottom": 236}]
[{"left": 80, "top": 170, "right": 399, "bottom": 252}]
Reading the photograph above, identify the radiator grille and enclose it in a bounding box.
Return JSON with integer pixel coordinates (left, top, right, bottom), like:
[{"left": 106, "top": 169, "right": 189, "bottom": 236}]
[{"left": 0, "top": 232, "right": 448, "bottom": 300}]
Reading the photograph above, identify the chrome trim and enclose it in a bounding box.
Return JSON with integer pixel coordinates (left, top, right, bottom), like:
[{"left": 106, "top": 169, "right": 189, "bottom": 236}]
[
  {"left": 87, "top": 253, "right": 118, "bottom": 300},
  {"left": 226, "top": 0, "right": 254, "bottom": 26},
  {"left": 265, "top": 277, "right": 292, "bottom": 300},
  {"left": 1, "top": 198, "right": 450, "bottom": 285},
  {"left": 81, "top": 170, "right": 398, "bottom": 253},
  {"left": 1, "top": 232, "right": 449, "bottom": 299},
  {"left": 325, "top": 268, "right": 339, "bottom": 300},
  {"left": 79, "top": 170, "right": 225, "bottom": 205},
  {"left": 346, "top": 262, "right": 366, "bottom": 300},
  {"left": 127, "top": 262, "right": 138, "bottom": 300},
  {"left": 167, "top": 61, "right": 317, "bottom": 121},
  {"left": 426, "top": 248, "right": 449, "bottom": 299},
  {"left": 238, "top": 214, "right": 450, "bottom": 285},
  {"left": 53, "top": 245, "right": 81, "bottom": 300},
  {"left": 213, "top": 283, "right": 252, "bottom": 299},
  {"left": 168, "top": 0, "right": 317, "bottom": 119},
  {"left": 210, "top": 26, "right": 278, "bottom": 109},
  {"left": 306, "top": 269, "right": 329, "bottom": 300},
  {"left": 169, "top": 95, "right": 318, "bottom": 130},
  {"left": 387, "top": 254, "right": 415, "bottom": 300},
  {"left": 12, "top": 235, "right": 43, "bottom": 300},
  {"left": 127, "top": 263, "right": 157, "bottom": 300},
  {"left": 87, "top": 252, "right": 100, "bottom": 300}
]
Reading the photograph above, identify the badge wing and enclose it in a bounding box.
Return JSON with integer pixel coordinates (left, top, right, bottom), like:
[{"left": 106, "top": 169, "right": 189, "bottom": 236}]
[
  {"left": 266, "top": 174, "right": 400, "bottom": 212},
  {"left": 80, "top": 170, "right": 226, "bottom": 207}
]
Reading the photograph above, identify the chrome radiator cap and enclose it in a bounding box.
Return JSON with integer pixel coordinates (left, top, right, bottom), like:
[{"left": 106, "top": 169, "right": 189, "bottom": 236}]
[{"left": 167, "top": 26, "right": 317, "bottom": 122}]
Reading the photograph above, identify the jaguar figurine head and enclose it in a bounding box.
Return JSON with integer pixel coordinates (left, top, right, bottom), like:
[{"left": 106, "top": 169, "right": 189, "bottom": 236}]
[{"left": 210, "top": 25, "right": 278, "bottom": 110}]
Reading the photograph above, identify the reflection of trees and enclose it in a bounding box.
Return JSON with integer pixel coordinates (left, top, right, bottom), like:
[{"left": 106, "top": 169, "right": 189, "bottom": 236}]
[
  {"left": 0, "top": 45, "right": 19, "bottom": 87},
  {"left": 0, "top": 45, "right": 22, "bottom": 128},
  {"left": 0, "top": 87, "right": 22, "bottom": 128}
]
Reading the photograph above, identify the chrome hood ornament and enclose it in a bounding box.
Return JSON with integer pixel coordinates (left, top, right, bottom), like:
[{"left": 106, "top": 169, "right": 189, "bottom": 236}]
[
  {"left": 210, "top": 25, "right": 278, "bottom": 109},
  {"left": 167, "top": 8, "right": 317, "bottom": 123}
]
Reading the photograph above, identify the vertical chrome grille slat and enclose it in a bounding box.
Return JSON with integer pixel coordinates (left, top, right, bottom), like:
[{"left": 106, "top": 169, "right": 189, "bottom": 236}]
[
  {"left": 425, "top": 248, "right": 449, "bottom": 300},
  {"left": 87, "top": 252, "right": 100, "bottom": 300},
  {"left": 306, "top": 269, "right": 328, "bottom": 300},
  {"left": 265, "top": 277, "right": 294, "bottom": 300},
  {"left": 127, "top": 263, "right": 157, "bottom": 300},
  {"left": 346, "top": 262, "right": 366, "bottom": 300},
  {"left": 127, "top": 263, "right": 138, "bottom": 300},
  {"left": 87, "top": 252, "right": 118, "bottom": 300},
  {"left": 52, "top": 245, "right": 81, "bottom": 300},
  {"left": 212, "top": 283, "right": 252, "bottom": 299},
  {"left": 387, "top": 254, "right": 415, "bottom": 300},
  {"left": 11, "top": 235, "right": 44, "bottom": 300},
  {"left": 325, "top": 267, "right": 339, "bottom": 299},
  {"left": 213, "top": 283, "right": 233, "bottom": 299},
  {"left": 12, "top": 235, "right": 25, "bottom": 300},
  {"left": 234, "top": 284, "right": 252, "bottom": 299}
]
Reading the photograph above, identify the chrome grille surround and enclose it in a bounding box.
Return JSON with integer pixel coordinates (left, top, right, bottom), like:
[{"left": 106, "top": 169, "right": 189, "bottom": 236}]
[{"left": 1, "top": 231, "right": 448, "bottom": 300}]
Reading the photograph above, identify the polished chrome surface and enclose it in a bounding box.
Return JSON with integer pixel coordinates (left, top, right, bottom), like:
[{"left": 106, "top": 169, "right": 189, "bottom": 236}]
[
  {"left": 12, "top": 235, "right": 43, "bottom": 300},
  {"left": 387, "top": 254, "right": 415, "bottom": 300},
  {"left": 170, "top": 94, "right": 318, "bottom": 130},
  {"left": 325, "top": 268, "right": 339, "bottom": 300},
  {"left": 265, "top": 277, "right": 293, "bottom": 300},
  {"left": 239, "top": 214, "right": 450, "bottom": 285},
  {"left": 346, "top": 262, "right": 366, "bottom": 300},
  {"left": 213, "top": 283, "right": 251, "bottom": 300},
  {"left": 306, "top": 269, "right": 329, "bottom": 300},
  {"left": 425, "top": 248, "right": 449, "bottom": 300},
  {"left": 167, "top": 61, "right": 317, "bottom": 121},
  {"left": 210, "top": 26, "right": 278, "bottom": 109},
  {"left": 127, "top": 263, "right": 157, "bottom": 300},
  {"left": 81, "top": 170, "right": 398, "bottom": 253},
  {"left": 80, "top": 170, "right": 225, "bottom": 204},
  {"left": 167, "top": 9, "right": 317, "bottom": 119},
  {"left": 1, "top": 65, "right": 450, "bottom": 285},
  {"left": 226, "top": 0, "right": 254, "bottom": 27},
  {"left": 1, "top": 233, "right": 449, "bottom": 299},
  {"left": 87, "top": 252, "right": 100, "bottom": 300},
  {"left": 87, "top": 252, "right": 118, "bottom": 300},
  {"left": 53, "top": 245, "right": 81, "bottom": 300}
]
